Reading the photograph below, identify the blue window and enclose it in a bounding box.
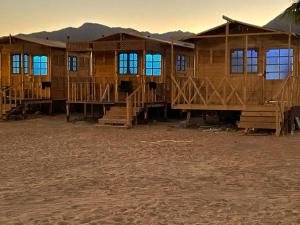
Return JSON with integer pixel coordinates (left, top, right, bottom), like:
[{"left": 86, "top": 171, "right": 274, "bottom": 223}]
[
  {"left": 177, "top": 55, "right": 185, "bottom": 72},
  {"left": 119, "top": 53, "right": 138, "bottom": 75},
  {"left": 231, "top": 50, "right": 244, "bottom": 73},
  {"left": 145, "top": 54, "right": 162, "bottom": 76},
  {"left": 12, "top": 54, "right": 21, "bottom": 74},
  {"left": 23, "top": 54, "right": 29, "bottom": 74},
  {"left": 266, "top": 49, "right": 293, "bottom": 80},
  {"left": 68, "top": 56, "right": 77, "bottom": 72},
  {"left": 247, "top": 49, "right": 258, "bottom": 73},
  {"left": 33, "top": 56, "right": 48, "bottom": 75}
]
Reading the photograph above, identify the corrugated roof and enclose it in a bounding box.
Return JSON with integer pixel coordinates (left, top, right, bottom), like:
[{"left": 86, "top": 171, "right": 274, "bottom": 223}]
[
  {"left": 93, "top": 32, "right": 195, "bottom": 49},
  {"left": 0, "top": 35, "right": 66, "bottom": 48}
]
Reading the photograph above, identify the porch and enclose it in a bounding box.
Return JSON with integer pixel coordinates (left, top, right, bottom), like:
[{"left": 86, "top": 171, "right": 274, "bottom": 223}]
[{"left": 171, "top": 74, "right": 300, "bottom": 135}]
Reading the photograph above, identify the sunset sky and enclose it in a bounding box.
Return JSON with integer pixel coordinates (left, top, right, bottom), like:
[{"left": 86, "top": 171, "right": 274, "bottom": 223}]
[{"left": 0, "top": 0, "right": 294, "bottom": 36}]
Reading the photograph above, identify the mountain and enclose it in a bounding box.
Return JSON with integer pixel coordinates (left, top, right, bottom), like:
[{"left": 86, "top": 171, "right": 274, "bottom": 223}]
[
  {"left": 265, "top": 1, "right": 300, "bottom": 34},
  {"left": 18, "top": 23, "right": 194, "bottom": 42}
]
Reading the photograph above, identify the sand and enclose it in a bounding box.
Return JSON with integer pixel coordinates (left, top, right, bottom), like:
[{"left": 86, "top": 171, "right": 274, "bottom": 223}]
[{"left": 0, "top": 116, "right": 299, "bottom": 225}]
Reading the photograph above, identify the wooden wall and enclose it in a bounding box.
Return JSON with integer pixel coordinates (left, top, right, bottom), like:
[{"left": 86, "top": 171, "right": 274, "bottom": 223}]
[
  {"left": 194, "top": 34, "right": 299, "bottom": 104},
  {"left": 67, "top": 38, "right": 194, "bottom": 103},
  {"left": 0, "top": 39, "right": 66, "bottom": 100}
]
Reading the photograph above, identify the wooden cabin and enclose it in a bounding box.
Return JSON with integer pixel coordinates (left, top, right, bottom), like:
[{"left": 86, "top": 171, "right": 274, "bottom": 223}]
[
  {"left": 66, "top": 32, "right": 194, "bottom": 127},
  {"left": 0, "top": 35, "right": 66, "bottom": 119},
  {"left": 172, "top": 16, "right": 300, "bottom": 135}
]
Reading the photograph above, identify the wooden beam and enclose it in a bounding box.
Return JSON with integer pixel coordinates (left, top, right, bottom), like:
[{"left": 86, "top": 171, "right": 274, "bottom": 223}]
[
  {"left": 225, "top": 22, "right": 229, "bottom": 77},
  {"left": 66, "top": 48, "right": 70, "bottom": 102},
  {"left": 244, "top": 35, "right": 248, "bottom": 104},
  {"left": 114, "top": 50, "right": 118, "bottom": 102},
  {"left": 190, "top": 31, "right": 293, "bottom": 39},
  {"left": 194, "top": 44, "right": 198, "bottom": 77}
]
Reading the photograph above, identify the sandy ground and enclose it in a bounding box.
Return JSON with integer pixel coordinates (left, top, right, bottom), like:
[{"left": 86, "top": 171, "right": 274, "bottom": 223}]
[{"left": 0, "top": 115, "right": 299, "bottom": 225}]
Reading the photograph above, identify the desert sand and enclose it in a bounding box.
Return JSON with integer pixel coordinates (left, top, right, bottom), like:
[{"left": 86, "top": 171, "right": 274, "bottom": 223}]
[{"left": 0, "top": 116, "right": 299, "bottom": 225}]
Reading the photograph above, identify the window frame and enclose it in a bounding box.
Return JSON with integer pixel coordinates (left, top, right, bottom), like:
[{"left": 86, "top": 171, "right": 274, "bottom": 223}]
[
  {"left": 265, "top": 48, "right": 293, "bottom": 80},
  {"left": 32, "top": 55, "right": 48, "bottom": 76},
  {"left": 68, "top": 56, "right": 78, "bottom": 72},
  {"left": 176, "top": 55, "right": 186, "bottom": 72},
  {"left": 118, "top": 52, "right": 138, "bottom": 75},
  {"left": 246, "top": 49, "right": 259, "bottom": 74},
  {"left": 23, "top": 54, "right": 29, "bottom": 74},
  {"left": 145, "top": 53, "right": 162, "bottom": 76},
  {"left": 11, "top": 53, "right": 21, "bottom": 75},
  {"left": 230, "top": 49, "right": 244, "bottom": 74}
]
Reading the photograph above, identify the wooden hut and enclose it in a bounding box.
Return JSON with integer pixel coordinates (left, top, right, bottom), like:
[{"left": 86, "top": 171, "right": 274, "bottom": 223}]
[
  {"left": 66, "top": 32, "right": 194, "bottom": 127},
  {"left": 0, "top": 35, "right": 66, "bottom": 119},
  {"left": 172, "top": 16, "right": 300, "bottom": 135}
]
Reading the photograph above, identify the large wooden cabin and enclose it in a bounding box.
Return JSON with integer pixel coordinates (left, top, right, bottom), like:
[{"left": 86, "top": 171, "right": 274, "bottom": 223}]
[
  {"left": 0, "top": 35, "right": 66, "bottom": 119},
  {"left": 66, "top": 32, "right": 194, "bottom": 127},
  {"left": 172, "top": 16, "right": 300, "bottom": 135}
]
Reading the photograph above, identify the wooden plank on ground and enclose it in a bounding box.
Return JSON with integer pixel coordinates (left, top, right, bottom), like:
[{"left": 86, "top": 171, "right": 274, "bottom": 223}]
[
  {"left": 238, "top": 122, "right": 277, "bottom": 129},
  {"left": 240, "top": 116, "right": 275, "bottom": 123},
  {"left": 242, "top": 111, "right": 276, "bottom": 117}
]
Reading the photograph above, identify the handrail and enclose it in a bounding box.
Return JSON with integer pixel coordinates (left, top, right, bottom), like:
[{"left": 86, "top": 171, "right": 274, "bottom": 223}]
[
  {"left": 126, "top": 85, "right": 143, "bottom": 127},
  {"left": 0, "top": 86, "right": 23, "bottom": 118},
  {"left": 270, "top": 76, "right": 300, "bottom": 109}
]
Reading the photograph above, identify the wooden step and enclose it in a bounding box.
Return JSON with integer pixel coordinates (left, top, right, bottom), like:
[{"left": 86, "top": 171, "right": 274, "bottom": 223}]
[
  {"left": 245, "top": 106, "right": 277, "bottom": 112},
  {"left": 238, "top": 121, "right": 277, "bottom": 130},
  {"left": 102, "top": 115, "right": 127, "bottom": 120},
  {"left": 1, "top": 104, "right": 16, "bottom": 115},
  {"left": 240, "top": 116, "right": 276, "bottom": 123},
  {"left": 98, "top": 118, "right": 128, "bottom": 126},
  {"left": 242, "top": 111, "right": 276, "bottom": 117}
]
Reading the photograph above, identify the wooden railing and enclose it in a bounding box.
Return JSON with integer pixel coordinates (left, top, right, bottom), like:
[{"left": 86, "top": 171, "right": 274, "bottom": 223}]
[
  {"left": 126, "top": 82, "right": 165, "bottom": 127},
  {"left": 68, "top": 76, "right": 117, "bottom": 103},
  {"left": 0, "top": 86, "right": 22, "bottom": 118},
  {"left": 11, "top": 77, "right": 51, "bottom": 100},
  {"left": 171, "top": 75, "right": 258, "bottom": 109},
  {"left": 126, "top": 85, "right": 144, "bottom": 127},
  {"left": 270, "top": 76, "right": 300, "bottom": 108},
  {"left": 171, "top": 75, "right": 298, "bottom": 110},
  {"left": 268, "top": 76, "right": 300, "bottom": 135}
]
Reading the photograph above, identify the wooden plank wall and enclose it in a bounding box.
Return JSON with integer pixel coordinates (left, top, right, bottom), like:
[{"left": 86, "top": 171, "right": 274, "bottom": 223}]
[
  {"left": 0, "top": 40, "right": 67, "bottom": 101},
  {"left": 195, "top": 34, "right": 299, "bottom": 105}
]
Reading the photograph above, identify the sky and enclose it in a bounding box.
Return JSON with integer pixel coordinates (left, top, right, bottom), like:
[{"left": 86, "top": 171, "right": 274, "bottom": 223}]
[{"left": 0, "top": 0, "right": 295, "bottom": 36}]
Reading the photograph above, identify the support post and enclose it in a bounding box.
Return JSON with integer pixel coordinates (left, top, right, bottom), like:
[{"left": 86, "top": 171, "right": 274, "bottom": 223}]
[
  {"left": 288, "top": 27, "right": 293, "bottom": 109},
  {"left": 21, "top": 44, "right": 24, "bottom": 100},
  {"left": 84, "top": 103, "right": 87, "bottom": 119},
  {"left": 66, "top": 44, "right": 70, "bottom": 105},
  {"left": 185, "top": 110, "right": 191, "bottom": 128},
  {"left": 225, "top": 22, "right": 229, "bottom": 77},
  {"left": 194, "top": 45, "right": 198, "bottom": 78},
  {"left": 66, "top": 103, "right": 70, "bottom": 122},
  {"left": 244, "top": 35, "right": 248, "bottom": 105},
  {"left": 0, "top": 51, "right": 2, "bottom": 119},
  {"left": 163, "top": 104, "right": 168, "bottom": 120},
  {"left": 144, "top": 106, "right": 148, "bottom": 120},
  {"left": 171, "top": 41, "right": 174, "bottom": 105},
  {"left": 114, "top": 50, "right": 118, "bottom": 102}
]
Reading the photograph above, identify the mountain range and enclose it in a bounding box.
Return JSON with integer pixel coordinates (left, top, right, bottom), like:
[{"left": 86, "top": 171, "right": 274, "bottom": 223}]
[{"left": 19, "top": 23, "right": 195, "bottom": 42}]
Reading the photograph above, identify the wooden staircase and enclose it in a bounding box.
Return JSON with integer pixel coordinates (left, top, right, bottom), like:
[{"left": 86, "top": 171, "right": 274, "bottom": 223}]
[
  {"left": 98, "top": 105, "right": 142, "bottom": 127},
  {"left": 238, "top": 105, "right": 284, "bottom": 136},
  {"left": 0, "top": 103, "right": 18, "bottom": 120},
  {"left": 97, "top": 83, "right": 164, "bottom": 128},
  {"left": 1, "top": 87, "right": 22, "bottom": 120}
]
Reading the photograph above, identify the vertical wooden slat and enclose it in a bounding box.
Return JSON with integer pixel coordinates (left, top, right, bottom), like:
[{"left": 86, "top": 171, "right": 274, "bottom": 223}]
[
  {"left": 225, "top": 22, "right": 229, "bottom": 77},
  {"left": 244, "top": 35, "right": 248, "bottom": 105}
]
